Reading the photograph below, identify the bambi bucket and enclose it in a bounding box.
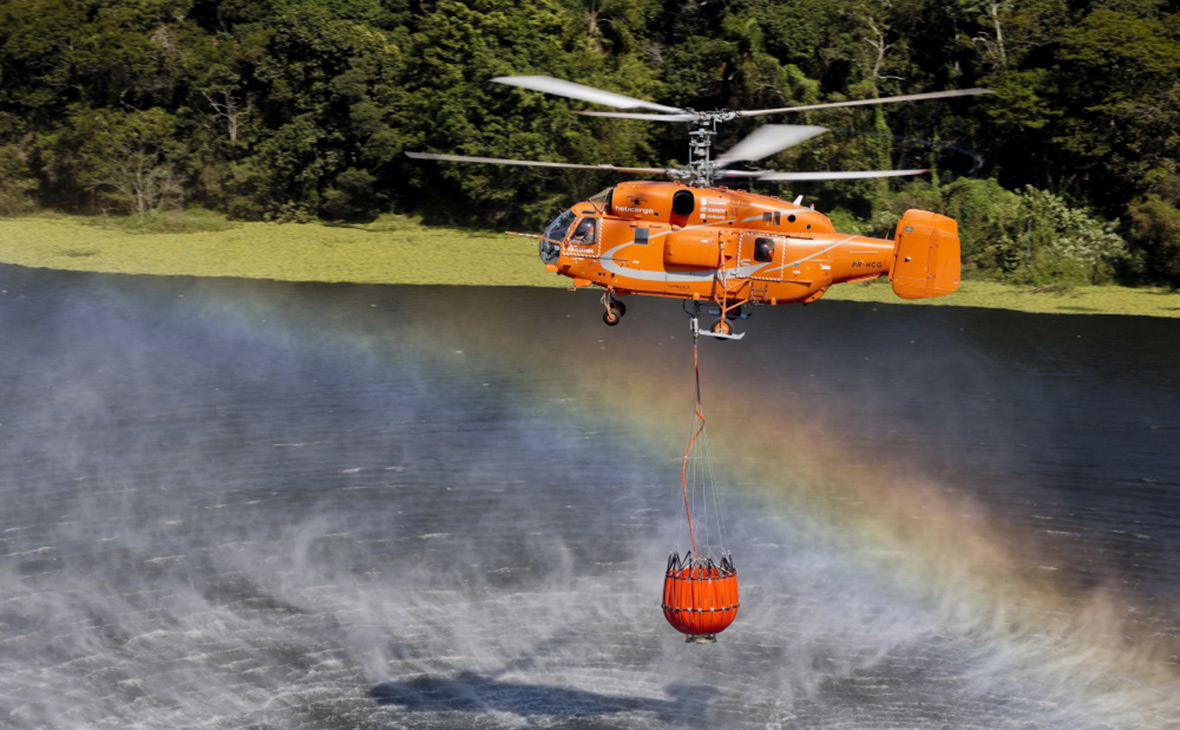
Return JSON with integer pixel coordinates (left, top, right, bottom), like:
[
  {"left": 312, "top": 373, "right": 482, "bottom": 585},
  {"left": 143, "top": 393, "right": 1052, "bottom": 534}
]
[{"left": 661, "top": 553, "right": 739, "bottom": 642}]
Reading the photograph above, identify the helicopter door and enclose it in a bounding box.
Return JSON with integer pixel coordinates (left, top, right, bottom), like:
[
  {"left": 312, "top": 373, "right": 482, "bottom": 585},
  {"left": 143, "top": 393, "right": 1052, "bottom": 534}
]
[{"left": 739, "top": 232, "right": 784, "bottom": 281}]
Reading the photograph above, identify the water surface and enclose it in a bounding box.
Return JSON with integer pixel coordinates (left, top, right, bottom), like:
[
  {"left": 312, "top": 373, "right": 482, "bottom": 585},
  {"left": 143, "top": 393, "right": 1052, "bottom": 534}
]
[{"left": 0, "top": 266, "right": 1177, "bottom": 728}]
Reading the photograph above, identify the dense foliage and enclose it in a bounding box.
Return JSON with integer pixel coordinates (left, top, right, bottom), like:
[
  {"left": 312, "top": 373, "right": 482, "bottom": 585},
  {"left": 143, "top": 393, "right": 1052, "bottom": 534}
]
[{"left": 1, "top": 0, "right": 1178, "bottom": 285}]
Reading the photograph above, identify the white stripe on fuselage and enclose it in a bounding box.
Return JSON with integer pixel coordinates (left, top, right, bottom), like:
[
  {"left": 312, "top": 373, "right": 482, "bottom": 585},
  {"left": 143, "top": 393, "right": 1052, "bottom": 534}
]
[
  {"left": 763, "top": 234, "right": 860, "bottom": 273},
  {"left": 597, "top": 232, "right": 858, "bottom": 282},
  {"left": 598, "top": 242, "right": 772, "bottom": 282}
]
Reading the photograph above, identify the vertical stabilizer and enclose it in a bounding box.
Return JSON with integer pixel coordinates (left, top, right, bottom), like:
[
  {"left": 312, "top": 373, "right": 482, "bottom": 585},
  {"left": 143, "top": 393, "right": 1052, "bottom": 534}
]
[{"left": 889, "top": 209, "right": 961, "bottom": 299}]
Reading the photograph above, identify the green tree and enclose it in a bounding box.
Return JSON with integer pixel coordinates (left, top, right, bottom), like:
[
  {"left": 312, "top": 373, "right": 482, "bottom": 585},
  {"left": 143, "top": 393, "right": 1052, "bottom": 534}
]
[
  {"left": 51, "top": 107, "right": 187, "bottom": 215},
  {"left": 1127, "top": 175, "right": 1180, "bottom": 287},
  {"left": 0, "top": 141, "right": 37, "bottom": 215},
  {"left": 233, "top": 3, "right": 407, "bottom": 220},
  {"left": 400, "top": 0, "right": 640, "bottom": 225},
  {"left": 939, "top": 177, "right": 1023, "bottom": 275},
  {"left": 1054, "top": 8, "right": 1180, "bottom": 204},
  {"left": 1020, "top": 186, "right": 1128, "bottom": 285}
]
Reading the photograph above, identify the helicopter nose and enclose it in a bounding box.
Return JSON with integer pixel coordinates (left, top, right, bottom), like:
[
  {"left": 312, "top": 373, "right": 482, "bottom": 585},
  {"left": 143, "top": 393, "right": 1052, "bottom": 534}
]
[{"left": 539, "top": 239, "right": 561, "bottom": 264}]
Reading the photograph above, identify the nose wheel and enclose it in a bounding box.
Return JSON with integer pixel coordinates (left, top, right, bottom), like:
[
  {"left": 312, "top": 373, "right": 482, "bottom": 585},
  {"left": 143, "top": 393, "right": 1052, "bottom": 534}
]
[{"left": 601, "top": 292, "right": 626, "bottom": 326}]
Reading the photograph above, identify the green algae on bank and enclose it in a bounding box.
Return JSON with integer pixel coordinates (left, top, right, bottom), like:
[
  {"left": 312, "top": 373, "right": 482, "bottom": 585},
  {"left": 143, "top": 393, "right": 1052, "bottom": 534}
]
[
  {"left": 823, "top": 277, "right": 1180, "bottom": 318},
  {"left": 1, "top": 216, "right": 1177, "bottom": 318},
  {"left": 0, "top": 215, "right": 563, "bottom": 288}
]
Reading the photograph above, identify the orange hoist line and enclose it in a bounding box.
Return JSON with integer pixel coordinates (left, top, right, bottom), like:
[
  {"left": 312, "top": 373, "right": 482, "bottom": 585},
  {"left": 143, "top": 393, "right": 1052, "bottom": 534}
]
[
  {"left": 679, "top": 334, "right": 706, "bottom": 558},
  {"left": 663, "top": 333, "right": 740, "bottom": 643}
]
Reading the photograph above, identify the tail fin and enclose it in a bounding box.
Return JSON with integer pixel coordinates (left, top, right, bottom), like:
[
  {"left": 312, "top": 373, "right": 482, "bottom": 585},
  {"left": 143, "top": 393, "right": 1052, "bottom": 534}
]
[{"left": 889, "top": 209, "right": 961, "bottom": 300}]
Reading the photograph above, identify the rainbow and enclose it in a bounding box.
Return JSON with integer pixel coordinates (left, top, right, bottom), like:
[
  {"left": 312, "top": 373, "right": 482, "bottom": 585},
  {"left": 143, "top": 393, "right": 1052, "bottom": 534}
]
[{"left": 209, "top": 280, "right": 1179, "bottom": 724}]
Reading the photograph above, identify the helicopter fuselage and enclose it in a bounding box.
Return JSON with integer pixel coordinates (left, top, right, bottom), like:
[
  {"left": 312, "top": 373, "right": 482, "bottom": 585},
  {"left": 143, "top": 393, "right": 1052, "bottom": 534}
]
[{"left": 540, "top": 181, "right": 960, "bottom": 311}]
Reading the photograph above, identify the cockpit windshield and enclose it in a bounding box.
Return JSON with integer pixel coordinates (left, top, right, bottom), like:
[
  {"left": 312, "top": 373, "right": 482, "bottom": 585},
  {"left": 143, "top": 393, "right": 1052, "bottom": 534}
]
[{"left": 543, "top": 210, "right": 576, "bottom": 244}]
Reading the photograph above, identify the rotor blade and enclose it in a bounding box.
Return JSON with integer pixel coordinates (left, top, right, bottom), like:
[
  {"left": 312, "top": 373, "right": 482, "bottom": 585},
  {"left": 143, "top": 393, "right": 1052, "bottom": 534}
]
[
  {"left": 757, "top": 169, "right": 931, "bottom": 182},
  {"left": 713, "top": 169, "right": 767, "bottom": 178},
  {"left": 405, "top": 151, "right": 669, "bottom": 175},
  {"left": 715, "top": 125, "right": 827, "bottom": 166},
  {"left": 738, "top": 88, "right": 993, "bottom": 117},
  {"left": 576, "top": 111, "right": 699, "bottom": 122},
  {"left": 492, "top": 76, "right": 686, "bottom": 115}
]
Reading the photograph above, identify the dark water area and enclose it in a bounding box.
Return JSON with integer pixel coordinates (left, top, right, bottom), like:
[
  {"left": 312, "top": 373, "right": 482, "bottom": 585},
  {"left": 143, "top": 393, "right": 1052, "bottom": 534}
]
[{"left": 0, "top": 265, "right": 1177, "bottom": 729}]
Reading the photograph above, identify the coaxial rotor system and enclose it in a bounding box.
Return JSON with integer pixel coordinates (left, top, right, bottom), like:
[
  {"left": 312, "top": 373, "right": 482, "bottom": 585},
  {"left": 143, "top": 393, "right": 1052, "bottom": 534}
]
[{"left": 406, "top": 75, "right": 991, "bottom": 188}]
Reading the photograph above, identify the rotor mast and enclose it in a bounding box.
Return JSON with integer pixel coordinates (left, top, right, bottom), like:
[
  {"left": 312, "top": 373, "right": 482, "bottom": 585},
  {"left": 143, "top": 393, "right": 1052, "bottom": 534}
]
[{"left": 686, "top": 111, "right": 737, "bottom": 187}]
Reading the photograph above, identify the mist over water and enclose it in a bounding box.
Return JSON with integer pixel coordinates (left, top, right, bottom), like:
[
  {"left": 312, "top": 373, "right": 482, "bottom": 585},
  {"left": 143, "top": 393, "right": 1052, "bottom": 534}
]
[{"left": 0, "top": 266, "right": 1177, "bottom": 729}]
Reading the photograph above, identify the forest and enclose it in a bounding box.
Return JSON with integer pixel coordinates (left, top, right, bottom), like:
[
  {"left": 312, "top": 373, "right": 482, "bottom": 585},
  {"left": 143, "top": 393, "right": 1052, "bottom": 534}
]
[{"left": 0, "top": 0, "right": 1178, "bottom": 286}]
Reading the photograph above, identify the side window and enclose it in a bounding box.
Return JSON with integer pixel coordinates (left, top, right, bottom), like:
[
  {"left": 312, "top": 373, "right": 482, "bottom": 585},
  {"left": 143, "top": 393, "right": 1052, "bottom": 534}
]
[
  {"left": 754, "top": 237, "right": 775, "bottom": 263},
  {"left": 635, "top": 227, "right": 649, "bottom": 245}
]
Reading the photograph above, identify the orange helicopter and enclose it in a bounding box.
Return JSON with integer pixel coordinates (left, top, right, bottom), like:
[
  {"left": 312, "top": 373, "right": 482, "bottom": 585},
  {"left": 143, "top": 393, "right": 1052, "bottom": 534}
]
[{"left": 408, "top": 76, "right": 988, "bottom": 339}]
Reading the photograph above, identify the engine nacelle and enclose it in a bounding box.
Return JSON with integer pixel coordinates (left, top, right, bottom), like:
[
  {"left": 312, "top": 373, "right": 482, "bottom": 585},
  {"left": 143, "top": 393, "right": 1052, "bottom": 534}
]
[{"left": 606, "top": 181, "right": 834, "bottom": 235}]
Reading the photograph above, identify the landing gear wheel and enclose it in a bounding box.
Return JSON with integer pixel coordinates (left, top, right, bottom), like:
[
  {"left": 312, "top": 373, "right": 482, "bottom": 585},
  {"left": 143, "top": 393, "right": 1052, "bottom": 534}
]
[
  {"left": 613, "top": 299, "right": 627, "bottom": 317},
  {"left": 603, "top": 305, "right": 623, "bottom": 326},
  {"left": 711, "top": 319, "right": 732, "bottom": 336}
]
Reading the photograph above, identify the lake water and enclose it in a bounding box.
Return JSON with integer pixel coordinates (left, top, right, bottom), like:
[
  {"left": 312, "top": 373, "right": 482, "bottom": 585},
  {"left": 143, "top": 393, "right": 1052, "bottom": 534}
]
[{"left": 0, "top": 265, "right": 1177, "bottom": 729}]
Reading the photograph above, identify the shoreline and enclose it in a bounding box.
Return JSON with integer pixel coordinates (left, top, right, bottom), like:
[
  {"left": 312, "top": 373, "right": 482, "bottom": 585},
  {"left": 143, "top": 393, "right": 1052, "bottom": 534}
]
[{"left": 2, "top": 216, "right": 1177, "bottom": 319}]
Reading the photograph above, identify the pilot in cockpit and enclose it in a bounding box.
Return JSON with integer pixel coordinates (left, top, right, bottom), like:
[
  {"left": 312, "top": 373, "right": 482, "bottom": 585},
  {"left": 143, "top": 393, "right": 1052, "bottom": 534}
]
[{"left": 571, "top": 217, "right": 596, "bottom": 244}]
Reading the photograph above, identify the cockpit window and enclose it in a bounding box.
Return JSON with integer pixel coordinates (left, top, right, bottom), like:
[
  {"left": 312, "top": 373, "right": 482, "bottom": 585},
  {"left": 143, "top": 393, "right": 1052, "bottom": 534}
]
[
  {"left": 543, "top": 210, "right": 576, "bottom": 244},
  {"left": 571, "top": 217, "right": 596, "bottom": 244}
]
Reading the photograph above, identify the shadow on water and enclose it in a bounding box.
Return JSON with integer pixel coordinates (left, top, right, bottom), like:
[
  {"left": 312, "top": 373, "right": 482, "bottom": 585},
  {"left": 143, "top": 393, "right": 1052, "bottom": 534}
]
[{"left": 371, "top": 672, "right": 716, "bottom": 725}]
